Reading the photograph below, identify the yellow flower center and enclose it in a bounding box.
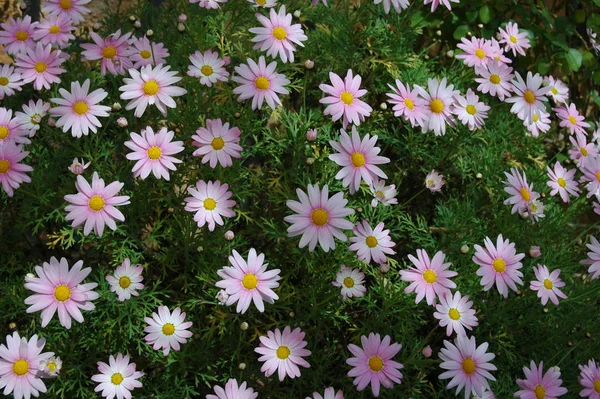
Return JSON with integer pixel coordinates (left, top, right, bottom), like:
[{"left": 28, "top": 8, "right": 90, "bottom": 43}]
[
  {"left": 375, "top": 190, "right": 384, "bottom": 198},
  {"left": 254, "top": 76, "right": 270, "bottom": 90},
  {"left": 272, "top": 27, "right": 287, "bottom": 40},
  {"left": 203, "top": 198, "right": 217, "bottom": 210},
  {"left": 102, "top": 46, "right": 117, "bottom": 59},
  {"left": 350, "top": 152, "right": 365, "bottom": 167},
  {"left": 201, "top": 65, "right": 213, "bottom": 76},
  {"left": 466, "top": 105, "right": 477, "bottom": 115},
  {"left": 0, "top": 126, "right": 9, "bottom": 139},
  {"left": 423, "top": 270, "right": 437, "bottom": 284},
  {"left": 211, "top": 137, "right": 225, "bottom": 150},
  {"left": 365, "top": 236, "right": 378, "bottom": 248},
  {"left": 119, "top": 276, "right": 131, "bottom": 288},
  {"left": 533, "top": 114, "right": 539, "bottom": 122},
  {"left": 534, "top": 385, "right": 546, "bottom": 399},
  {"left": 0, "top": 77, "right": 8, "bottom": 86},
  {"left": 54, "top": 285, "right": 71, "bottom": 302},
  {"left": 143, "top": 80, "right": 159, "bottom": 96},
  {"left": 72, "top": 101, "right": 88, "bottom": 115},
  {"left": 568, "top": 115, "right": 577, "bottom": 125},
  {"left": 256, "top": 0, "right": 266, "bottom": 5},
  {"left": 462, "top": 358, "right": 476, "bottom": 375},
  {"left": 147, "top": 146, "right": 162, "bottom": 160},
  {"left": 557, "top": 177, "right": 566, "bottom": 188},
  {"left": 34, "top": 62, "right": 47, "bottom": 73},
  {"left": 448, "top": 308, "right": 460, "bottom": 320},
  {"left": 596, "top": 172, "right": 600, "bottom": 182},
  {"left": 551, "top": 87, "right": 558, "bottom": 95},
  {"left": 594, "top": 380, "right": 600, "bottom": 394},
  {"left": 492, "top": 258, "right": 506, "bottom": 273},
  {"left": 543, "top": 279, "right": 553, "bottom": 290},
  {"left": 60, "top": 0, "right": 72, "bottom": 10},
  {"left": 49, "top": 25, "right": 60, "bottom": 34},
  {"left": 47, "top": 362, "right": 57, "bottom": 372},
  {"left": 88, "top": 195, "right": 105, "bottom": 211},
  {"left": 15, "top": 30, "right": 28, "bottom": 41},
  {"left": 343, "top": 277, "right": 354, "bottom": 288},
  {"left": 430, "top": 99, "right": 444, "bottom": 113},
  {"left": 520, "top": 187, "right": 531, "bottom": 201},
  {"left": 12, "top": 359, "right": 29, "bottom": 376},
  {"left": 489, "top": 74, "right": 501, "bottom": 84},
  {"left": 276, "top": 346, "right": 290, "bottom": 359},
  {"left": 474, "top": 49, "right": 486, "bottom": 59},
  {"left": 140, "top": 50, "right": 151, "bottom": 59},
  {"left": 368, "top": 356, "right": 384, "bottom": 372},
  {"left": 340, "top": 91, "right": 354, "bottom": 105},
  {"left": 162, "top": 323, "right": 175, "bottom": 335},
  {"left": 311, "top": 208, "right": 328, "bottom": 226},
  {"left": 404, "top": 98, "right": 415, "bottom": 110},
  {"left": 111, "top": 372, "right": 123, "bottom": 385},
  {"left": 523, "top": 90, "right": 535, "bottom": 104},
  {"left": 509, "top": 35, "right": 517, "bottom": 44},
  {"left": 0, "top": 160, "right": 10, "bottom": 174},
  {"left": 426, "top": 179, "right": 434, "bottom": 186},
  {"left": 242, "top": 273, "right": 258, "bottom": 290}
]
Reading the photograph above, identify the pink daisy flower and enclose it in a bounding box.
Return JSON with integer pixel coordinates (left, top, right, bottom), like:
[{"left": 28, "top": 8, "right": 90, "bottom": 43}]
[
  {"left": 207, "top": 379, "right": 258, "bottom": 399},
  {"left": 0, "top": 332, "right": 54, "bottom": 399},
  {"left": 144, "top": 306, "right": 193, "bottom": 356},
  {"left": 33, "top": 13, "right": 75, "bottom": 48},
  {"left": 41, "top": 0, "right": 91, "bottom": 24},
  {"left": 15, "top": 99, "right": 50, "bottom": 136},
  {"left": 473, "top": 234, "right": 524, "bottom": 298},
  {"left": 546, "top": 161, "right": 579, "bottom": 203},
  {"left": 0, "top": 107, "right": 30, "bottom": 146},
  {"left": 424, "top": 0, "right": 459, "bottom": 12},
  {"left": 307, "top": 387, "right": 344, "bottom": 399},
  {"left": 311, "top": 0, "right": 328, "bottom": 6},
  {"left": 128, "top": 36, "right": 169, "bottom": 69},
  {"left": 439, "top": 335, "right": 496, "bottom": 399},
  {"left": 374, "top": 0, "right": 409, "bottom": 14},
  {"left": 64, "top": 171, "right": 131, "bottom": 237},
  {"left": 525, "top": 111, "right": 551, "bottom": 138},
  {"left": 582, "top": 156, "right": 600, "bottom": 198},
  {"left": 385, "top": 80, "right": 428, "bottom": 128},
  {"left": 569, "top": 131, "right": 597, "bottom": 168},
  {"left": 328, "top": 126, "right": 390, "bottom": 194},
  {"left": 530, "top": 264, "right": 567, "bottom": 306},
  {"left": 190, "top": 0, "right": 228, "bottom": 9},
  {"left": 119, "top": 63, "right": 187, "bottom": 117},
  {"left": 505, "top": 71, "right": 550, "bottom": 124},
  {"left": 24, "top": 256, "right": 99, "bottom": 329},
  {"left": 187, "top": 50, "right": 229, "bottom": 87},
  {"left": 0, "top": 142, "right": 33, "bottom": 197},
  {"left": 349, "top": 220, "right": 396, "bottom": 264},
  {"left": 346, "top": 332, "right": 403, "bottom": 397},
  {"left": 105, "top": 258, "right": 144, "bottom": 302},
  {"left": 184, "top": 180, "right": 236, "bottom": 231},
  {"left": 50, "top": 79, "right": 111, "bottom": 138},
  {"left": 456, "top": 37, "right": 494, "bottom": 67},
  {"left": 425, "top": 169, "right": 445, "bottom": 192},
  {"left": 91, "top": 353, "right": 143, "bottom": 399},
  {"left": 284, "top": 183, "right": 354, "bottom": 252},
  {"left": 332, "top": 264, "right": 367, "bottom": 300},
  {"left": 0, "top": 16, "right": 37, "bottom": 56},
  {"left": 489, "top": 37, "right": 512, "bottom": 64},
  {"left": 215, "top": 248, "right": 281, "bottom": 314},
  {"left": 247, "top": 0, "right": 277, "bottom": 7},
  {"left": 581, "top": 236, "right": 600, "bottom": 280},
  {"left": 81, "top": 30, "right": 135, "bottom": 76},
  {"left": 15, "top": 42, "right": 66, "bottom": 90},
  {"left": 319, "top": 69, "right": 373, "bottom": 129},
  {"left": 124, "top": 126, "right": 184, "bottom": 180},
  {"left": 399, "top": 249, "right": 457, "bottom": 305},
  {"left": 249, "top": 5, "right": 308, "bottom": 63},
  {"left": 415, "top": 77, "right": 458, "bottom": 136},
  {"left": 503, "top": 168, "right": 539, "bottom": 214},
  {"left": 232, "top": 56, "right": 290, "bottom": 110},
  {"left": 191, "top": 118, "right": 242, "bottom": 168},
  {"left": 553, "top": 103, "right": 590, "bottom": 135},
  {"left": 433, "top": 291, "right": 478, "bottom": 336},
  {"left": 498, "top": 21, "right": 531, "bottom": 56},
  {"left": 453, "top": 89, "right": 490, "bottom": 130},
  {"left": 578, "top": 359, "right": 600, "bottom": 399},
  {"left": 590, "top": 29, "right": 600, "bottom": 54},
  {"left": 0, "top": 64, "right": 24, "bottom": 100},
  {"left": 515, "top": 361, "right": 568, "bottom": 399},
  {"left": 544, "top": 76, "right": 569, "bottom": 104},
  {"left": 255, "top": 326, "right": 311, "bottom": 381},
  {"left": 474, "top": 60, "right": 514, "bottom": 101},
  {"left": 369, "top": 179, "right": 398, "bottom": 207}
]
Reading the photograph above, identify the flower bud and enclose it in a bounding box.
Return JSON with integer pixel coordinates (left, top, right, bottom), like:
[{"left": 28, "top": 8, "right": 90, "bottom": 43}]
[
  {"left": 134, "top": 20, "right": 141, "bottom": 29},
  {"left": 177, "top": 22, "right": 185, "bottom": 32},
  {"left": 379, "top": 102, "right": 387, "bottom": 110},
  {"left": 379, "top": 262, "right": 390, "bottom": 273},
  {"left": 305, "top": 157, "right": 315, "bottom": 165},
  {"left": 216, "top": 290, "right": 229, "bottom": 305},
  {"left": 224, "top": 230, "right": 234, "bottom": 241},
  {"left": 146, "top": 29, "right": 154, "bottom": 37},
  {"left": 446, "top": 50, "right": 454, "bottom": 58},
  {"left": 529, "top": 246, "right": 541, "bottom": 258},
  {"left": 129, "top": 15, "right": 136, "bottom": 21},
  {"left": 293, "top": 9, "right": 301, "bottom": 18},
  {"left": 238, "top": 363, "right": 246, "bottom": 370},
  {"left": 222, "top": 56, "right": 231, "bottom": 66},
  {"left": 112, "top": 102, "right": 122, "bottom": 111},
  {"left": 240, "top": 322, "right": 249, "bottom": 330},
  {"left": 422, "top": 346, "right": 432, "bottom": 358},
  {"left": 117, "top": 117, "right": 128, "bottom": 128},
  {"left": 460, "top": 244, "right": 469, "bottom": 254},
  {"left": 304, "top": 59, "right": 314, "bottom": 69},
  {"left": 68, "top": 158, "right": 90, "bottom": 175},
  {"left": 306, "top": 128, "right": 317, "bottom": 142},
  {"left": 47, "top": 117, "right": 56, "bottom": 127},
  {"left": 178, "top": 13, "right": 188, "bottom": 22}
]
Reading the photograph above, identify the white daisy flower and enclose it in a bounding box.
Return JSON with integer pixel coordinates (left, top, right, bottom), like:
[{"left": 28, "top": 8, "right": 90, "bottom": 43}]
[
  {"left": 332, "top": 264, "right": 367, "bottom": 300},
  {"left": 143, "top": 306, "right": 193, "bottom": 356},
  {"left": 105, "top": 258, "right": 144, "bottom": 301}
]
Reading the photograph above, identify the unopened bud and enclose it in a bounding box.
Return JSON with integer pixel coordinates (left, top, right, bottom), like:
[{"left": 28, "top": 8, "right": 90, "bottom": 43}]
[
  {"left": 240, "top": 322, "right": 249, "bottom": 330},
  {"left": 134, "top": 20, "right": 141, "bottom": 29},
  {"left": 129, "top": 15, "right": 136, "bottom": 21},
  {"left": 529, "top": 246, "right": 541, "bottom": 258},
  {"left": 436, "top": 30, "right": 442, "bottom": 36},
  {"left": 224, "top": 230, "right": 234, "bottom": 241},
  {"left": 306, "top": 157, "right": 315, "bottom": 165},
  {"left": 460, "top": 244, "right": 469, "bottom": 254},
  {"left": 146, "top": 29, "right": 154, "bottom": 37},
  {"left": 379, "top": 102, "right": 387, "bottom": 110},
  {"left": 306, "top": 128, "right": 317, "bottom": 142},
  {"left": 19, "top": 2, "right": 26, "bottom": 9},
  {"left": 379, "top": 262, "right": 390, "bottom": 273},
  {"left": 238, "top": 363, "right": 246, "bottom": 370},
  {"left": 422, "top": 346, "right": 432, "bottom": 358},
  {"left": 293, "top": 9, "right": 301, "bottom": 18},
  {"left": 222, "top": 56, "right": 231, "bottom": 66},
  {"left": 304, "top": 59, "right": 314, "bottom": 69},
  {"left": 177, "top": 22, "right": 185, "bottom": 32},
  {"left": 117, "top": 117, "right": 128, "bottom": 128},
  {"left": 8, "top": 322, "right": 17, "bottom": 330},
  {"left": 476, "top": 173, "right": 483, "bottom": 179},
  {"left": 446, "top": 50, "right": 454, "bottom": 58},
  {"left": 47, "top": 117, "right": 56, "bottom": 127},
  {"left": 112, "top": 102, "right": 122, "bottom": 111},
  {"left": 178, "top": 14, "right": 188, "bottom": 22}
]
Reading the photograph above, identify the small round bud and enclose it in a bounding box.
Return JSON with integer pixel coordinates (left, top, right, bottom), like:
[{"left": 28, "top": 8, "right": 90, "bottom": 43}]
[
  {"left": 240, "top": 322, "right": 249, "bottom": 331},
  {"left": 529, "top": 246, "right": 541, "bottom": 258},
  {"left": 68, "top": 158, "right": 89, "bottom": 175},
  {"left": 422, "top": 345, "right": 432, "bottom": 358},
  {"left": 477, "top": 23, "right": 483, "bottom": 28},
  {"left": 357, "top": 207, "right": 363, "bottom": 213},
  {"left": 289, "top": 312, "right": 295, "bottom": 318},
  {"left": 129, "top": 15, "right": 136, "bottom": 21},
  {"left": 304, "top": 59, "right": 314, "bottom": 69},
  {"left": 8, "top": 322, "right": 17, "bottom": 330},
  {"left": 112, "top": 102, "right": 122, "bottom": 111},
  {"left": 178, "top": 14, "right": 188, "bottom": 22},
  {"left": 238, "top": 363, "right": 246, "bottom": 370},
  {"left": 215, "top": 290, "right": 229, "bottom": 305},
  {"left": 305, "top": 157, "right": 315, "bottom": 165},
  {"left": 476, "top": 172, "right": 483, "bottom": 179},
  {"left": 19, "top": 2, "right": 26, "bottom": 9},
  {"left": 424, "top": 55, "right": 430, "bottom": 60},
  {"left": 177, "top": 22, "right": 185, "bottom": 32},
  {"left": 379, "top": 102, "right": 387, "bottom": 110},
  {"left": 460, "top": 244, "right": 469, "bottom": 254},
  {"left": 222, "top": 56, "right": 231, "bottom": 66},
  {"left": 146, "top": 29, "right": 154, "bottom": 37},
  {"left": 196, "top": 246, "right": 203, "bottom": 253},
  {"left": 25, "top": 272, "right": 35, "bottom": 280},
  {"left": 306, "top": 128, "right": 317, "bottom": 142},
  {"left": 224, "top": 230, "right": 234, "bottom": 241},
  {"left": 293, "top": 9, "right": 301, "bottom": 18},
  {"left": 467, "top": 31, "right": 472, "bottom": 36},
  {"left": 134, "top": 20, "right": 141, "bottom": 29},
  {"left": 446, "top": 50, "right": 454, "bottom": 58},
  {"left": 436, "top": 30, "right": 442, "bottom": 36},
  {"left": 117, "top": 117, "right": 128, "bottom": 128},
  {"left": 234, "top": 112, "right": 241, "bottom": 119},
  {"left": 47, "top": 117, "right": 56, "bottom": 127},
  {"left": 379, "top": 262, "right": 390, "bottom": 273}
]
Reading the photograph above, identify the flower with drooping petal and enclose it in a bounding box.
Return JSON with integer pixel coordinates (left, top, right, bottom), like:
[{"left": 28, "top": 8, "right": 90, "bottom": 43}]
[
  {"left": 349, "top": 220, "right": 396, "bottom": 264},
  {"left": 124, "top": 126, "right": 184, "bottom": 180},
  {"left": 215, "top": 248, "right": 281, "bottom": 314},
  {"left": 370, "top": 179, "right": 398, "bottom": 207},
  {"left": 39, "top": 355, "right": 62, "bottom": 378},
  {"left": 544, "top": 76, "right": 569, "bottom": 104},
  {"left": 91, "top": 353, "right": 144, "bottom": 399},
  {"left": 515, "top": 361, "right": 568, "bottom": 399},
  {"left": 530, "top": 264, "right": 567, "bottom": 306},
  {"left": 569, "top": 131, "right": 597, "bottom": 168},
  {"left": 187, "top": 50, "right": 229, "bottom": 87},
  {"left": 385, "top": 80, "right": 428, "bottom": 128},
  {"left": 415, "top": 77, "right": 458, "bottom": 136},
  {"left": 15, "top": 99, "right": 49, "bottom": 136},
  {"left": 433, "top": 291, "right": 478, "bottom": 336},
  {"left": 578, "top": 359, "right": 600, "bottom": 399},
  {"left": 128, "top": 36, "right": 169, "bottom": 69},
  {"left": 332, "top": 264, "right": 366, "bottom": 300},
  {"left": 307, "top": 387, "right": 344, "bottom": 399},
  {"left": 0, "top": 142, "right": 33, "bottom": 197},
  {"left": 581, "top": 236, "right": 600, "bottom": 280},
  {"left": 15, "top": 42, "right": 66, "bottom": 90},
  {"left": 207, "top": 379, "right": 258, "bottom": 399},
  {"left": 439, "top": 335, "right": 496, "bottom": 399},
  {"left": 473, "top": 234, "right": 524, "bottom": 298},
  {"left": 546, "top": 161, "right": 579, "bottom": 203},
  {"left": 255, "top": 326, "right": 311, "bottom": 381},
  {"left": 505, "top": 71, "right": 550, "bottom": 124},
  {"left": 144, "top": 306, "right": 193, "bottom": 356},
  {"left": 346, "top": 332, "right": 403, "bottom": 397},
  {"left": 191, "top": 118, "right": 242, "bottom": 168},
  {"left": 553, "top": 103, "right": 590, "bottom": 135},
  {"left": 105, "top": 258, "right": 144, "bottom": 302},
  {"left": 474, "top": 60, "right": 514, "bottom": 101},
  {"left": 42, "top": 0, "right": 91, "bottom": 24},
  {"left": 0, "top": 107, "right": 30, "bottom": 146},
  {"left": 0, "top": 16, "right": 37, "bottom": 55},
  {"left": 33, "top": 13, "right": 75, "bottom": 48},
  {"left": 456, "top": 37, "right": 494, "bottom": 68},
  {"left": 503, "top": 168, "right": 539, "bottom": 214},
  {"left": 80, "top": 30, "right": 135, "bottom": 76},
  {"left": 374, "top": 0, "right": 409, "bottom": 13},
  {"left": 68, "top": 158, "right": 90, "bottom": 175},
  {"left": 189, "top": 0, "right": 228, "bottom": 9},
  {"left": 400, "top": 249, "right": 457, "bottom": 305},
  {"left": 119, "top": 63, "right": 187, "bottom": 117},
  {"left": 453, "top": 89, "right": 490, "bottom": 131},
  {"left": 424, "top": 0, "right": 459, "bottom": 12},
  {"left": 232, "top": 56, "right": 290, "bottom": 110},
  {"left": 319, "top": 69, "right": 373, "bottom": 129},
  {"left": 64, "top": 171, "right": 131, "bottom": 237},
  {"left": 249, "top": 5, "right": 308, "bottom": 63},
  {"left": 24, "top": 256, "right": 99, "bottom": 329},
  {"left": 425, "top": 169, "right": 445, "bottom": 192},
  {"left": 328, "top": 126, "right": 390, "bottom": 194},
  {"left": 0, "top": 64, "right": 23, "bottom": 100},
  {"left": 284, "top": 183, "right": 354, "bottom": 252},
  {"left": 184, "top": 180, "right": 236, "bottom": 231},
  {"left": 525, "top": 111, "right": 551, "bottom": 138}
]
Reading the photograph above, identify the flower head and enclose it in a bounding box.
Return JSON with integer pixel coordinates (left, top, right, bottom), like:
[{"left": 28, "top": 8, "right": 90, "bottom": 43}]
[
  {"left": 505, "top": 71, "right": 550, "bottom": 124},
  {"left": 207, "top": 379, "right": 258, "bottom": 399},
  {"left": 0, "top": 107, "right": 30, "bottom": 146},
  {"left": 332, "top": 264, "right": 366, "bottom": 300},
  {"left": 15, "top": 99, "right": 49, "bottom": 135},
  {"left": 306, "top": 387, "right": 344, "bottom": 399},
  {"left": 400, "top": 249, "right": 457, "bottom": 305},
  {"left": 433, "top": 291, "right": 478, "bottom": 336},
  {"left": 415, "top": 77, "right": 459, "bottom": 136},
  {"left": 184, "top": 180, "right": 236, "bottom": 231},
  {"left": 474, "top": 61, "right": 514, "bottom": 101},
  {"left": 453, "top": 89, "right": 490, "bottom": 131},
  {"left": 525, "top": 110, "right": 551, "bottom": 138},
  {"left": 187, "top": 50, "right": 229, "bottom": 87},
  {"left": 530, "top": 264, "right": 567, "bottom": 306},
  {"left": 581, "top": 236, "right": 600, "bottom": 280},
  {"left": 191, "top": 118, "right": 242, "bottom": 168},
  {"left": 189, "top": 0, "right": 228, "bottom": 9},
  {"left": 42, "top": 0, "right": 91, "bottom": 24},
  {"left": 544, "top": 76, "right": 569, "bottom": 104},
  {"left": 498, "top": 22, "right": 531, "bottom": 56},
  {"left": 68, "top": 158, "right": 90, "bottom": 175},
  {"left": 91, "top": 353, "right": 144, "bottom": 399},
  {"left": 349, "top": 220, "right": 396, "bottom": 264},
  {"left": 0, "top": 64, "right": 24, "bottom": 100},
  {"left": 319, "top": 69, "right": 373, "bottom": 128},
  {"left": 15, "top": 42, "right": 66, "bottom": 90},
  {"left": 232, "top": 56, "right": 290, "bottom": 110},
  {"left": 39, "top": 356, "right": 62, "bottom": 378},
  {"left": 578, "top": 359, "right": 600, "bottom": 399},
  {"left": 369, "top": 179, "right": 398, "bottom": 207},
  {"left": 425, "top": 169, "right": 445, "bottom": 192},
  {"left": 0, "top": 16, "right": 38, "bottom": 55},
  {"left": 33, "top": 13, "right": 75, "bottom": 48},
  {"left": 547, "top": 161, "right": 579, "bottom": 203},
  {"left": 374, "top": 0, "right": 409, "bottom": 13},
  {"left": 456, "top": 37, "right": 494, "bottom": 68},
  {"left": 385, "top": 80, "right": 428, "bottom": 128},
  {"left": 124, "top": 126, "right": 184, "bottom": 180},
  {"left": 473, "top": 234, "right": 524, "bottom": 298},
  {"left": 105, "top": 258, "right": 144, "bottom": 302},
  {"left": 144, "top": 306, "right": 193, "bottom": 356},
  {"left": 515, "top": 361, "right": 568, "bottom": 399},
  {"left": 553, "top": 103, "right": 590, "bottom": 135},
  {"left": 503, "top": 168, "right": 539, "bottom": 214},
  {"left": 81, "top": 30, "right": 135, "bottom": 76},
  {"left": 0, "top": 142, "right": 33, "bottom": 197},
  {"left": 247, "top": 0, "right": 277, "bottom": 7},
  {"left": 569, "top": 131, "right": 597, "bottom": 168},
  {"left": 129, "top": 36, "right": 169, "bottom": 69},
  {"left": 424, "top": 0, "right": 459, "bottom": 12},
  {"left": 255, "top": 326, "right": 311, "bottom": 381}
]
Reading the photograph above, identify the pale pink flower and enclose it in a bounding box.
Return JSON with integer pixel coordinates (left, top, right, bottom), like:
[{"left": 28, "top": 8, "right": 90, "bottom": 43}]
[
  {"left": 306, "top": 387, "right": 344, "bottom": 399},
  {"left": 569, "top": 131, "right": 597, "bottom": 168},
  {"left": 588, "top": 28, "right": 600, "bottom": 54},
  {"left": 184, "top": 180, "right": 236, "bottom": 231},
  {"left": 488, "top": 37, "right": 512, "bottom": 64},
  {"left": 422, "top": 346, "right": 433, "bottom": 358},
  {"left": 24, "top": 256, "right": 99, "bottom": 328},
  {"left": 189, "top": 0, "right": 228, "bottom": 9},
  {"left": 525, "top": 199, "right": 545, "bottom": 223},
  {"left": 15, "top": 99, "right": 49, "bottom": 135},
  {"left": 0, "top": 16, "right": 37, "bottom": 55},
  {"left": 319, "top": 69, "right": 373, "bottom": 128},
  {"left": 328, "top": 126, "right": 390, "bottom": 194},
  {"left": 453, "top": 89, "right": 490, "bottom": 130},
  {"left": 578, "top": 359, "right": 600, "bottom": 399},
  {"left": 400, "top": 249, "right": 457, "bottom": 305},
  {"left": 546, "top": 161, "right": 579, "bottom": 203},
  {"left": 505, "top": 71, "right": 550, "bottom": 124},
  {"left": 332, "top": 264, "right": 366, "bottom": 300},
  {"left": 0, "top": 142, "right": 33, "bottom": 197},
  {"left": 433, "top": 291, "right": 478, "bottom": 336},
  {"left": 68, "top": 158, "right": 90, "bottom": 175},
  {"left": 91, "top": 353, "right": 143, "bottom": 399},
  {"left": 105, "top": 258, "right": 144, "bottom": 302},
  {"left": 247, "top": 0, "right": 277, "bottom": 7},
  {"left": 425, "top": 169, "right": 445, "bottom": 192},
  {"left": 349, "top": 220, "right": 396, "bottom": 264},
  {"left": 553, "top": 103, "right": 590, "bottom": 135},
  {"left": 124, "top": 126, "right": 184, "bottom": 180},
  {"left": 39, "top": 355, "right": 62, "bottom": 378},
  {"left": 207, "top": 379, "right": 258, "bottom": 399},
  {"left": 474, "top": 60, "right": 514, "bottom": 101},
  {"left": 284, "top": 183, "right": 354, "bottom": 252},
  {"left": 515, "top": 361, "right": 568, "bottom": 399},
  {"left": 42, "top": 0, "right": 91, "bottom": 24},
  {"left": 544, "top": 76, "right": 569, "bottom": 104},
  {"left": 456, "top": 37, "right": 494, "bottom": 67},
  {"left": 306, "top": 128, "right": 318, "bottom": 141},
  {"left": 144, "top": 306, "right": 193, "bottom": 356},
  {"left": 215, "top": 248, "right": 281, "bottom": 314},
  {"left": 0, "top": 64, "right": 24, "bottom": 100},
  {"left": 0, "top": 107, "right": 30, "bottom": 146},
  {"left": 473, "top": 234, "right": 524, "bottom": 298},
  {"left": 581, "top": 236, "right": 600, "bottom": 280},
  {"left": 385, "top": 80, "right": 428, "bottom": 127},
  {"left": 187, "top": 50, "right": 229, "bottom": 87},
  {"left": 415, "top": 77, "right": 458, "bottom": 136},
  {"left": 582, "top": 156, "right": 600, "bottom": 198},
  {"left": 474, "top": 390, "right": 496, "bottom": 399},
  {"left": 423, "top": 0, "right": 459, "bottom": 12},
  {"left": 346, "top": 332, "right": 403, "bottom": 397},
  {"left": 255, "top": 326, "right": 311, "bottom": 381},
  {"left": 64, "top": 172, "right": 130, "bottom": 237},
  {"left": 232, "top": 56, "right": 290, "bottom": 110},
  {"left": 498, "top": 21, "right": 531, "bottom": 56},
  {"left": 191, "top": 118, "right": 242, "bottom": 168},
  {"left": 81, "top": 30, "right": 135, "bottom": 76},
  {"left": 369, "top": 179, "right": 398, "bottom": 207},
  {"left": 33, "top": 13, "right": 75, "bottom": 48},
  {"left": 374, "top": 0, "right": 409, "bottom": 14},
  {"left": 15, "top": 42, "right": 66, "bottom": 90},
  {"left": 530, "top": 264, "right": 567, "bottom": 306},
  {"left": 525, "top": 111, "right": 551, "bottom": 138},
  {"left": 503, "top": 168, "right": 539, "bottom": 214},
  {"left": 311, "top": 0, "right": 328, "bottom": 6},
  {"left": 249, "top": 5, "right": 308, "bottom": 63},
  {"left": 128, "top": 36, "right": 169, "bottom": 69}
]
